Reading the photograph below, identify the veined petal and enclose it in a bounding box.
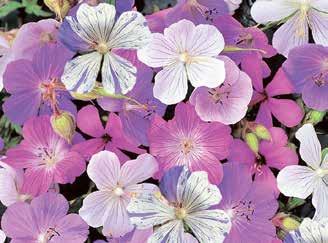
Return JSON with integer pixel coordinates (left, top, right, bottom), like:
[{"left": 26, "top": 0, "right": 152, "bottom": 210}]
[
  {"left": 299, "top": 218, "right": 328, "bottom": 243},
  {"left": 102, "top": 53, "right": 136, "bottom": 94},
  {"left": 108, "top": 11, "right": 151, "bottom": 49},
  {"left": 308, "top": 9, "right": 328, "bottom": 47},
  {"left": 185, "top": 209, "right": 231, "bottom": 243},
  {"left": 147, "top": 220, "right": 184, "bottom": 243},
  {"left": 312, "top": 180, "right": 328, "bottom": 220},
  {"left": 277, "top": 165, "right": 317, "bottom": 199},
  {"left": 295, "top": 124, "right": 322, "bottom": 169},
  {"left": 75, "top": 3, "right": 116, "bottom": 42},
  {"left": 250, "top": 0, "right": 298, "bottom": 23},
  {"left": 272, "top": 12, "right": 309, "bottom": 57},
  {"left": 311, "top": 0, "right": 328, "bottom": 12},
  {"left": 62, "top": 51, "right": 102, "bottom": 93},
  {"left": 187, "top": 56, "right": 225, "bottom": 88},
  {"left": 179, "top": 171, "right": 222, "bottom": 212},
  {"left": 127, "top": 187, "right": 175, "bottom": 229},
  {"left": 153, "top": 63, "right": 188, "bottom": 105}
]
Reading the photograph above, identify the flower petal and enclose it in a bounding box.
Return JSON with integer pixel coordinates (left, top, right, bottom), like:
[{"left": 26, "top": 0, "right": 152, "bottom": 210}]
[
  {"left": 87, "top": 150, "right": 121, "bottom": 190},
  {"left": 62, "top": 52, "right": 102, "bottom": 93},
  {"left": 309, "top": 9, "right": 328, "bottom": 47},
  {"left": 77, "top": 105, "right": 105, "bottom": 137},
  {"left": 147, "top": 220, "right": 184, "bottom": 243},
  {"left": 277, "top": 165, "right": 317, "bottom": 199},
  {"left": 295, "top": 124, "right": 322, "bottom": 169},
  {"left": 312, "top": 180, "right": 328, "bottom": 220},
  {"left": 153, "top": 63, "right": 188, "bottom": 105}
]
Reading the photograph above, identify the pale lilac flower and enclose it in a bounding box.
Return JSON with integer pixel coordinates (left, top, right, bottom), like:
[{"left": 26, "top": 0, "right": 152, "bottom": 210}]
[
  {"left": 0, "top": 230, "right": 5, "bottom": 243},
  {"left": 79, "top": 150, "right": 158, "bottom": 237},
  {"left": 166, "top": 0, "right": 229, "bottom": 25},
  {"left": 4, "top": 116, "right": 85, "bottom": 196},
  {"left": 0, "top": 35, "right": 12, "bottom": 91},
  {"left": 283, "top": 44, "right": 328, "bottom": 111},
  {"left": 2, "top": 44, "right": 75, "bottom": 125},
  {"left": 74, "top": 105, "right": 145, "bottom": 161},
  {"left": 228, "top": 127, "right": 299, "bottom": 197},
  {"left": 252, "top": 68, "right": 304, "bottom": 128},
  {"left": 251, "top": 0, "right": 328, "bottom": 56},
  {"left": 1, "top": 192, "right": 89, "bottom": 243},
  {"left": 94, "top": 228, "right": 153, "bottom": 243},
  {"left": 138, "top": 19, "right": 226, "bottom": 105},
  {"left": 190, "top": 56, "right": 253, "bottom": 124},
  {"left": 218, "top": 163, "right": 279, "bottom": 243},
  {"left": 127, "top": 166, "right": 231, "bottom": 243},
  {"left": 60, "top": 3, "right": 151, "bottom": 94},
  {"left": 277, "top": 124, "right": 328, "bottom": 219},
  {"left": 225, "top": 0, "right": 242, "bottom": 14},
  {"left": 149, "top": 102, "right": 233, "bottom": 184}
]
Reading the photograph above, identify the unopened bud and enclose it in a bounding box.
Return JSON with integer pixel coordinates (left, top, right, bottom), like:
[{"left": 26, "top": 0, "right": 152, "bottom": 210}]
[
  {"left": 304, "top": 110, "right": 326, "bottom": 125},
  {"left": 245, "top": 133, "right": 259, "bottom": 154},
  {"left": 44, "top": 0, "right": 72, "bottom": 21},
  {"left": 282, "top": 217, "right": 300, "bottom": 232},
  {"left": 70, "top": 91, "right": 100, "bottom": 101},
  {"left": 51, "top": 112, "right": 76, "bottom": 143},
  {"left": 254, "top": 124, "right": 271, "bottom": 141}
]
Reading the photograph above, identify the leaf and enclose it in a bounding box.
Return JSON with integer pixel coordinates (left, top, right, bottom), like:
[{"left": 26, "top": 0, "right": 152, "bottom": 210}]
[
  {"left": 0, "top": 1, "right": 23, "bottom": 18},
  {"left": 22, "top": 0, "right": 53, "bottom": 16},
  {"left": 286, "top": 197, "right": 306, "bottom": 211}
]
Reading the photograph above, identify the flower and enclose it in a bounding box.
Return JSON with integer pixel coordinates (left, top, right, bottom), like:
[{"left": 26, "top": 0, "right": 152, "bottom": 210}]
[
  {"left": 59, "top": 3, "right": 151, "bottom": 94},
  {"left": 4, "top": 116, "right": 85, "bottom": 196},
  {"left": 283, "top": 44, "right": 328, "bottom": 111},
  {"left": 224, "top": 0, "right": 242, "bottom": 14},
  {"left": 145, "top": 8, "right": 171, "bottom": 33},
  {"left": 190, "top": 56, "right": 253, "bottom": 124},
  {"left": 251, "top": 0, "right": 328, "bottom": 56},
  {"left": 2, "top": 44, "right": 75, "bottom": 125},
  {"left": 138, "top": 19, "right": 226, "bottom": 105},
  {"left": 79, "top": 150, "right": 158, "bottom": 237},
  {"left": 228, "top": 127, "right": 298, "bottom": 196},
  {"left": 149, "top": 102, "right": 233, "bottom": 184},
  {"left": 214, "top": 15, "right": 276, "bottom": 91},
  {"left": 277, "top": 123, "right": 328, "bottom": 219},
  {"left": 74, "top": 105, "right": 145, "bottom": 161},
  {"left": 1, "top": 192, "right": 89, "bottom": 242},
  {"left": 127, "top": 166, "right": 231, "bottom": 243},
  {"left": 251, "top": 68, "right": 304, "bottom": 128},
  {"left": 284, "top": 218, "right": 328, "bottom": 243},
  {"left": 166, "top": 0, "right": 229, "bottom": 25},
  {"left": 0, "top": 137, "right": 3, "bottom": 151},
  {"left": 218, "top": 162, "right": 279, "bottom": 243},
  {"left": 0, "top": 230, "right": 4, "bottom": 243},
  {"left": 0, "top": 33, "right": 13, "bottom": 91}
]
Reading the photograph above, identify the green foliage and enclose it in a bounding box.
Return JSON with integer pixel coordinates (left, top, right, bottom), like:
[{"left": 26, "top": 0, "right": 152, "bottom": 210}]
[
  {"left": 0, "top": 115, "right": 22, "bottom": 149},
  {"left": 0, "top": 0, "right": 52, "bottom": 18},
  {"left": 0, "top": 1, "right": 23, "bottom": 18}
]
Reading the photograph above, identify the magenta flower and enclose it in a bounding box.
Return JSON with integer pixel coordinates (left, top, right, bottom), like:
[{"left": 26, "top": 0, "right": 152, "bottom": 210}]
[
  {"left": 228, "top": 127, "right": 298, "bottom": 196},
  {"left": 4, "top": 116, "right": 85, "bottom": 196},
  {"left": 149, "top": 102, "right": 233, "bottom": 184},
  {"left": 146, "top": 8, "right": 171, "bottom": 33},
  {"left": 218, "top": 162, "right": 279, "bottom": 243},
  {"left": 214, "top": 15, "right": 276, "bottom": 91},
  {"left": 98, "top": 53, "right": 166, "bottom": 146},
  {"left": 1, "top": 192, "right": 89, "bottom": 243},
  {"left": 79, "top": 150, "right": 158, "bottom": 237},
  {"left": 166, "top": 0, "right": 229, "bottom": 25},
  {"left": 2, "top": 44, "right": 75, "bottom": 125},
  {"left": 251, "top": 68, "right": 304, "bottom": 128},
  {"left": 190, "top": 56, "right": 253, "bottom": 124},
  {"left": 11, "top": 19, "right": 71, "bottom": 60},
  {"left": 74, "top": 105, "right": 145, "bottom": 162},
  {"left": 283, "top": 44, "right": 328, "bottom": 111}
]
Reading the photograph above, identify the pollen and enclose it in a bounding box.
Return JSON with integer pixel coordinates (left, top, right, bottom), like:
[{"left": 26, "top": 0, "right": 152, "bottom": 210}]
[
  {"left": 96, "top": 42, "right": 109, "bottom": 54},
  {"left": 179, "top": 52, "right": 192, "bottom": 64},
  {"left": 113, "top": 187, "right": 125, "bottom": 197},
  {"left": 175, "top": 207, "right": 187, "bottom": 220}
]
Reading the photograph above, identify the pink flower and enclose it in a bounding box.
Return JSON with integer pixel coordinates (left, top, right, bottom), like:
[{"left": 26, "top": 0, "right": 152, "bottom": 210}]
[
  {"left": 190, "top": 56, "right": 253, "bottom": 124},
  {"left": 1, "top": 192, "right": 89, "bottom": 243},
  {"left": 149, "top": 102, "right": 233, "bottom": 184},
  {"left": 251, "top": 68, "right": 304, "bottom": 128},
  {"left": 4, "top": 116, "right": 85, "bottom": 196},
  {"left": 79, "top": 150, "right": 158, "bottom": 238},
  {"left": 74, "top": 105, "right": 145, "bottom": 162},
  {"left": 228, "top": 127, "right": 298, "bottom": 196}
]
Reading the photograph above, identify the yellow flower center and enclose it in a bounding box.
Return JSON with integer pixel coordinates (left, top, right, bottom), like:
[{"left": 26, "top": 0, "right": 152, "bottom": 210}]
[
  {"left": 96, "top": 42, "right": 109, "bottom": 54},
  {"left": 113, "top": 187, "right": 125, "bottom": 197},
  {"left": 181, "top": 139, "right": 194, "bottom": 155},
  {"left": 179, "top": 52, "right": 192, "bottom": 64},
  {"left": 175, "top": 207, "right": 187, "bottom": 220}
]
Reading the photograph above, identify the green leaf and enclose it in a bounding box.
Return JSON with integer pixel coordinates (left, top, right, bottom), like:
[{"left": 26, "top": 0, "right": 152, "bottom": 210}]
[
  {"left": 22, "top": 0, "right": 52, "bottom": 16},
  {"left": 322, "top": 148, "right": 328, "bottom": 161},
  {"left": 0, "top": 1, "right": 23, "bottom": 18},
  {"left": 286, "top": 198, "right": 306, "bottom": 211}
]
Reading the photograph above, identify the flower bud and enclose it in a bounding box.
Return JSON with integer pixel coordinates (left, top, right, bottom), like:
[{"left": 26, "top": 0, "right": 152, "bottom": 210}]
[
  {"left": 44, "top": 0, "right": 72, "bottom": 21},
  {"left": 304, "top": 110, "right": 326, "bottom": 125},
  {"left": 282, "top": 217, "right": 300, "bottom": 232},
  {"left": 50, "top": 112, "right": 76, "bottom": 143},
  {"left": 254, "top": 124, "right": 271, "bottom": 141},
  {"left": 70, "top": 91, "right": 100, "bottom": 101},
  {"left": 245, "top": 133, "right": 259, "bottom": 154}
]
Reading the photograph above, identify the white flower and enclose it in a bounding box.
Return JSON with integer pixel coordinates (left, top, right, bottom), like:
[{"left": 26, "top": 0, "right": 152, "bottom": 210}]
[
  {"left": 251, "top": 0, "right": 328, "bottom": 56},
  {"left": 60, "top": 3, "right": 151, "bottom": 94},
  {"left": 277, "top": 123, "right": 328, "bottom": 219},
  {"left": 137, "top": 19, "right": 226, "bottom": 105},
  {"left": 0, "top": 35, "right": 12, "bottom": 91},
  {"left": 127, "top": 167, "right": 231, "bottom": 243}
]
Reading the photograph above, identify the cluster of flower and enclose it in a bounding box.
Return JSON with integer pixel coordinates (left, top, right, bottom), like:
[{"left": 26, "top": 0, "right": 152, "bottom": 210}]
[{"left": 0, "top": 0, "right": 328, "bottom": 242}]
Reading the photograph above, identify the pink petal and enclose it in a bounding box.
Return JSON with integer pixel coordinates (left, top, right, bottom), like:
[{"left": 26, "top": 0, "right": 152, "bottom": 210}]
[
  {"left": 72, "top": 138, "right": 106, "bottom": 160},
  {"left": 77, "top": 105, "right": 105, "bottom": 138},
  {"left": 227, "top": 139, "right": 256, "bottom": 166},
  {"left": 265, "top": 68, "right": 295, "bottom": 97},
  {"left": 254, "top": 166, "right": 280, "bottom": 198},
  {"left": 256, "top": 102, "right": 273, "bottom": 128},
  {"left": 20, "top": 167, "right": 54, "bottom": 196}
]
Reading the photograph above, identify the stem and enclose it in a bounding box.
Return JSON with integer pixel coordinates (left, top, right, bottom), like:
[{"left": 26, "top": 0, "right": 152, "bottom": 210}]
[{"left": 223, "top": 45, "right": 267, "bottom": 54}]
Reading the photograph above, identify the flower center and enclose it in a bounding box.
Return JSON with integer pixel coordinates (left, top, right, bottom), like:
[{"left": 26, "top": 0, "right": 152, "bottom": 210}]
[
  {"left": 38, "top": 228, "right": 60, "bottom": 243},
  {"left": 181, "top": 139, "right": 194, "bottom": 155},
  {"left": 313, "top": 73, "right": 327, "bottom": 87},
  {"left": 179, "top": 52, "right": 192, "bottom": 64},
  {"left": 175, "top": 207, "right": 187, "bottom": 220},
  {"left": 96, "top": 42, "right": 109, "bottom": 54},
  {"left": 316, "top": 168, "right": 328, "bottom": 178},
  {"left": 113, "top": 187, "right": 125, "bottom": 197},
  {"left": 40, "top": 32, "right": 55, "bottom": 44},
  {"left": 231, "top": 200, "right": 255, "bottom": 222},
  {"left": 36, "top": 147, "right": 58, "bottom": 168}
]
